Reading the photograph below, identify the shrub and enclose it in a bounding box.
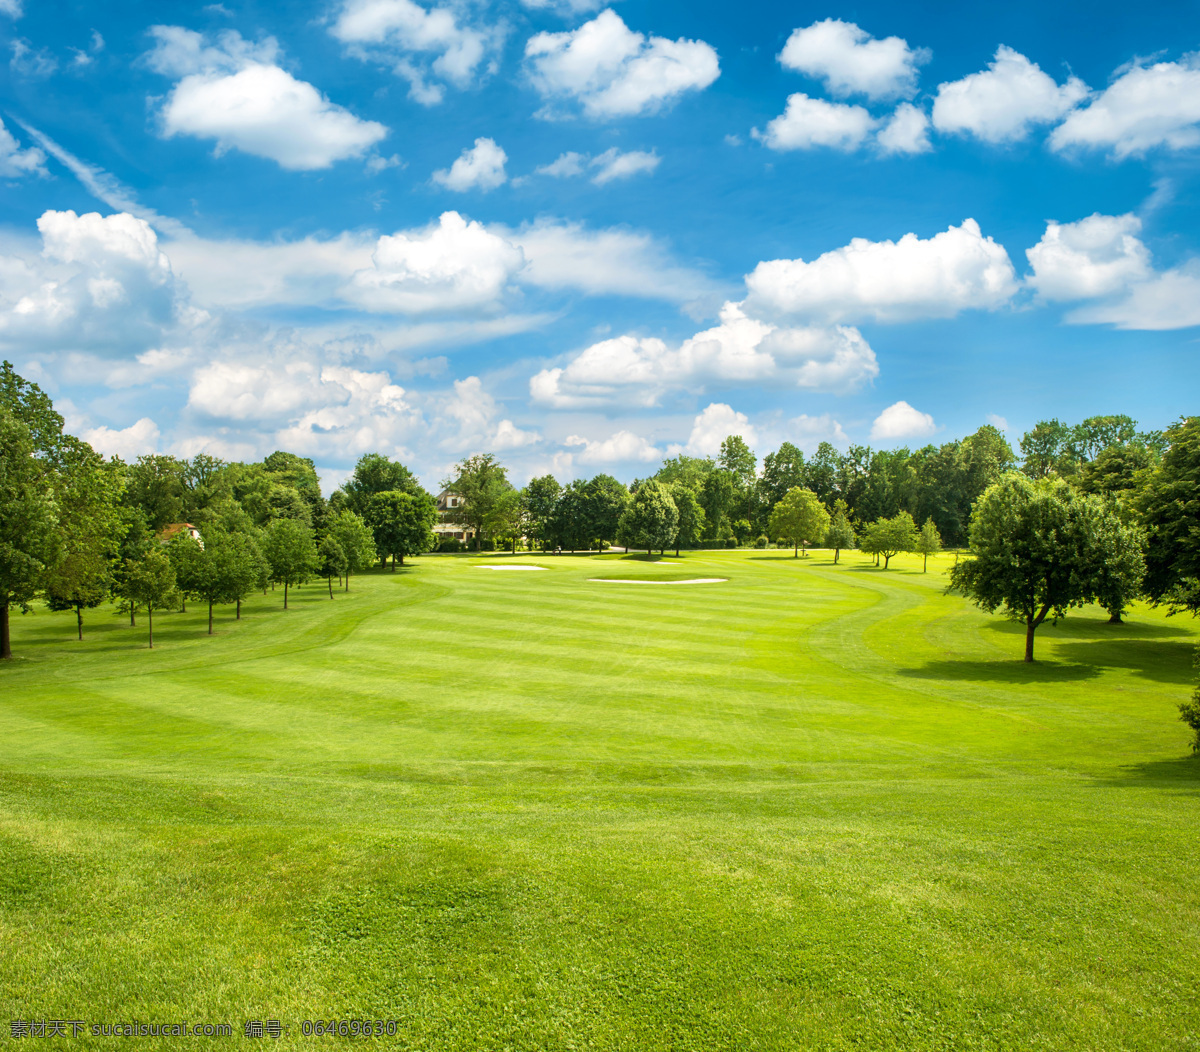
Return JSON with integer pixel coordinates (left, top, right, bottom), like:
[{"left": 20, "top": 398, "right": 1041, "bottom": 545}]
[
  {"left": 724, "top": 536, "right": 738, "bottom": 549},
  {"left": 754, "top": 535, "right": 769, "bottom": 549},
  {"left": 1182, "top": 694, "right": 1200, "bottom": 754},
  {"left": 436, "top": 536, "right": 466, "bottom": 553}
]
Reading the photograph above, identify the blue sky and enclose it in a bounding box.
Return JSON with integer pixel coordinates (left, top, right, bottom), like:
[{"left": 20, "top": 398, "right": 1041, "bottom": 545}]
[{"left": 0, "top": 0, "right": 1197, "bottom": 490}]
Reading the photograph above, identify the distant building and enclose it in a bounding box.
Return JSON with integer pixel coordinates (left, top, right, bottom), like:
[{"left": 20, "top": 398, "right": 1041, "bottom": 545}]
[
  {"left": 434, "top": 490, "right": 474, "bottom": 543},
  {"left": 159, "top": 522, "right": 204, "bottom": 550}
]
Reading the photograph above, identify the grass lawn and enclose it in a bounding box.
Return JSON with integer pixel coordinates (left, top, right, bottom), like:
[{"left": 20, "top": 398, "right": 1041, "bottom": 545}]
[{"left": 1, "top": 549, "right": 1198, "bottom": 1050}]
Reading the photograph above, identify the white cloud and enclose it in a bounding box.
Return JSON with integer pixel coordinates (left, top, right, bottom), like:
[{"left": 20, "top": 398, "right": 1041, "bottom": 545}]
[
  {"left": 10, "top": 39, "right": 56, "bottom": 77},
  {"left": 82, "top": 417, "right": 160, "bottom": 459},
  {"left": 520, "top": 0, "right": 606, "bottom": 13},
  {"left": 329, "top": 0, "right": 492, "bottom": 105},
  {"left": 684, "top": 403, "right": 756, "bottom": 457},
  {"left": 778, "top": 19, "right": 929, "bottom": 100},
  {"left": 786, "top": 413, "right": 848, "bottom": 450},
  {"left": 0, "top": 0, "right": 21, "bottom": 18},
  {"left": 932, "top": 45, "right": 1088, "bottom": 143},
  {"left": 536, "top": 146, "right": 660, "bottom": 184},
  {"left": 870, "top": 401, "right": 936, "bottom": 441},
  {"left": 0, "top": 117, "right": 46, "bottom": 176},
  {"left": 744, "top": 219, "right": 1017, "bottom": 323},
  {"left": 986, "top": 413, "right": 1009, "bottom": 431},
  {"left": 525, "top": 9, "right": 719, "bottom": 119},
  {"left": 506, "top": 218, "right": 723, "bottom": 306},
  {"left": 530, "top": 301, "right": 877, "bottom": 408},
  {"left": 1025, "top": 213, "right": 1151, "bottom": 300},
  {"left": 876, "top": 102, "right": 931, "bottom": 155},
  {"left": 565, "top": 429, "right": 659, "bottom": 464},
  {"left": 432, "top": 137, "right": 507, "bottom": 191},
  {"left": 345, "top": 211, "right": 524, "bottom": 314},
  {"left": 753, "top": 93, "right": 876, "bottom": 152},
  {"left": 1050, "top": 54, "right": 1200, "bottom": 158},
  {"left": 1065, "top": 265, "right": 1200, "bottom": 330},
  {"left": 147, "top": 26, "right": 388, "bottom": 170},
  {"left": 439, "top": 376, "right": 539, "bottom": 452}
]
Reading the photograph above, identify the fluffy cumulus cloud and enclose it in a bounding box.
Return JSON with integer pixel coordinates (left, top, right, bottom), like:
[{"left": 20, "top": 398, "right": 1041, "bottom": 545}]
[
  {"left": 537, "top": 146, "right": 660, "bottom": 185},
  {"left": 437, "top": 376, "right": 539, "bottom": 452},
  {"left": 328, "top": 0, "right": 492, "bottom": 106},
  {"left": 1050, "top": 54, "right": 1200, "bottom": 158},
  {"left": 1066, "top": 266, "right": 1200, "bottom": 330},
  {"left": 778, "top": 19, "right": 929, "bottom": 100},
  {"left": 0, "top": 117, "right": 45, "bottom": 176},
  {"left": 520, "top": 0, "right": 606, "bottom": 13},
  {"left": 432, "top": 137, "right": 508, "bottom": 191},
  {"left": 529, "top": 302, "right": 877, "bottom": 408},
  {"left": 744, "top": 219, "right": 1017, "bottom": 323},
  {"left": 683, "top": 403, "right": 756, "bottom": 456},
  {"left": 932, "top": 45, "right": 1088, "bottom": 143},
  {"left": 565, "top": 429, "right": 659, "bottom": 464},
  {"left": 1025, "top": 213, "right": 1151, "bottom": 300},
  {"left": 876, "top": 102, "right": 932, "bottom": 154},
  {"left": 147, "top": 26, "right": 387, "bottom": 169},
  {"left": 82, "top": 417, "right": 161, "bottom": 459},
  {"left": 0, "top": 0, "right": 20, "bottom": 18},
  {"left": 0, "top": 209, "right": 190, "bottom": 357},
  {"left": 344, "top": 211, "right": 525, "bottom": 314},
  {"left": 753, "top": 93, "right": 875, "bottom": 151},
  {"left": 525, "top": 9, "right": 719, "bottom": 119},
  {"left": 870, "top": 401, "right": 936, "bottom": 441}
]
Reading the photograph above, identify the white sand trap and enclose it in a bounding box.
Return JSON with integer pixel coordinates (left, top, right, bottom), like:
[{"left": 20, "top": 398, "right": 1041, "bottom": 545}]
[
  {"left": 590, "top": 578, "right": 727, "bottom": 585},
  {"left": 475, "top": 564, "right": 548, "bottom": 571}
]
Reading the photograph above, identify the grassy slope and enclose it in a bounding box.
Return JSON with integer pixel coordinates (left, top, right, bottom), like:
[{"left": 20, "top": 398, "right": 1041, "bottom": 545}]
[{"left": 1, "top": 551, "right": 1197, "bottom": 1050}]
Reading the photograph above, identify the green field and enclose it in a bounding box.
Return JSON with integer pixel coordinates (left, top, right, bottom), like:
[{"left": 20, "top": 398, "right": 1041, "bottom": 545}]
[{"left": 1, "top": 550, "right": 1198, "bottom": 1050}]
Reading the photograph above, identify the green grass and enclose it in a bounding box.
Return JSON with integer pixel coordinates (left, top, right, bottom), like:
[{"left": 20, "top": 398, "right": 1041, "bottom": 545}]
[{"left": 1, "top": 550, "right": 1198, "bottom": 1050}]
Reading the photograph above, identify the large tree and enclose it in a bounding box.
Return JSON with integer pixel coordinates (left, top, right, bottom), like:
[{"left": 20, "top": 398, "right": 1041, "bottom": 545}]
[
  {"left": 769, "top": 487, "right": 830, "bottom": 558},
  {"left": 521, "top": 475, "right": 561, "bottom": 551},
  {"left": 340, "top": 453, "right": 419, "bottom": 517},
  {"left": 825, "top": 507, "right": 856, "bottom": 565},
  {"left": 1139, "top": 417, "right": 1200, "bottom": 614},
  {"left": 584, "top": 474, "right": 630, "bottom": 550},
  {"left": 669, "top": 485, "right": 706, "bottom": 557},
  {"left": 862, "top": 512, "right": 919, "bottom": 570},
  {"left": 442, "top": 453, "right": 512, "bottom": 550},
  {"left": 120, "top": 547, "right": 177, "bottom": 649},
  {"left": 327, "top": 511, "right": 377, "bottom": 591},
  {"left": 950, "top": 475, "right": 1145, "bottom": 661},
  {"left": 262, "top": 518, "right": 318, "bottom": 608},
  {"left": 366, "top": 490, "right": 437, "bottom": 568},
  {"left": 0, "top": 411, "right": 59, "bottom": 659},
  {"left": 318, "top": 535, "right": 347, "bottom": 598},
  {"left": 617, "top": 481, "right": 679, "bottom": 554},
  {"left": 915, "top": 517, "right": 942, "bottom": 573},
  {"left": 759, "top": 442, "right": 806, "bottom": 511}
]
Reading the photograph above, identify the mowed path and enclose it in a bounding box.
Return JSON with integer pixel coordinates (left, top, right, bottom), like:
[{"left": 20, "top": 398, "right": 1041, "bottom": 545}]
[{"left": 1, "top": 551, "right": 1197, "bottom": 1050}]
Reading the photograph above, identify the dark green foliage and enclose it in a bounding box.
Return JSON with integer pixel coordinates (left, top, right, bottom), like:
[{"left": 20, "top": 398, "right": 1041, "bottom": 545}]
[
  {"left": 862, "top": 512, "right": 919, "bottom": 570},
  {"left": 950, "top": 475, "right": 1145, "bottom": 661},
  {"left": 326, "top": 511, "right": 377, "bottom": 591},
  {"left": 340, "top": 453, "right": 419, "bottom": 517},
  {"left": 261, "top": 518, "right": 318, "bottom": 608},
  {"left": 442, "top": 453, "right": 512, "bottom": 550},
  {"left": 521, "top": 475, "right": 561, "bottom": 550},
  {"left": 365, "top": 490, "right": 437, "bottom": 568},
  {"left": 825, "top": 510, "right": 856, "bottom": 564},
  {"left": 1139, "top": 417, "right": 1200, "bottom": 615},
  {"left": 118, "top": 547, "right": 176, "bottom": 648},
  {"left": 769, "top": 488, "right": 831, "bottom": 558},
  {"left": 617, "top": 481, "right": 679, "bottom": 553}
]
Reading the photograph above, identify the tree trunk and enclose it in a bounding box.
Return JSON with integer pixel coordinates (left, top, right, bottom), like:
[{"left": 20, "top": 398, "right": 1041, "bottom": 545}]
[
  {"left": 131, "top": 604, "right": 136, "bottom": 627},
  {"left": 834, "top": 548, "right": 840, "bottom": 564},
  {"left": 1024, "top": 619, "right": 1036, "bottom": 662},
  {"left": 345, "top": 571, "right": 350, "bottom": 593},
  {"left": 884, "top": 554, "right": 891, "bottom": 569},
  {"left": 328, "top": 575, "right": 333, "bottom": 598},
  {"left": 1108, "top": 610, "right": 1123, "bottom": 624},
  {"left": 399, "top": 553, "right": 405, "bottom": 566},
  {"left": 236, "top": 598, "right": 241, "bottom": 620},
  {"left": 1, "top": 601, "right": 10, "bottom": 659},
  {"left": 284, "top": 581, "right": 289, "bottom": 609},
  {"left": 180, "top": 596, "right": 186, "bottom": 613},
  {"left": 923, "top": 553, "right": 928, "bottom": 572},
  {"left": 148, "top": 604, "right": 154, "bottom": 649},
  {"left": 793, "top": 542, "right": 798, "bottom": 558},
  {"left": 208, "top": 599, "right": 214, "bottom": 635},
  {"left": 76, "top": 605, "right": 83, "bottom": 641}
]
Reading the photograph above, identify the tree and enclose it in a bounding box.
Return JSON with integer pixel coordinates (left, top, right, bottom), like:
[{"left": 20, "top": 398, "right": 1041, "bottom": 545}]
[
  {"left": 718, "top": 435, "right": 757, "bottom": 489},
  {"left": 181, "top": 527, "right": 267, "bottom": 633},
  {"left": 443, "top": 453, "right": 512, "bottom": 550},
  {"left": 1139, "top": 417, "right": 1200, "bottom": 615},
  {"left": 327, "top": 511, "right": 377, "bottom": 591},
  {"left": 915, "top": 517, "right": 942, "bottom": 572},
  {"left": 617, "top": 481, "right": 679, "bottom": 554},
  {"left": 365, "top": 490, "right": 437, "bottom": 568},
  {"left": 339, "top": 452, "right": 418, "bottom": 516},
  {"left": 485, "top": 488, "right": 525, "bottom": 552},
  {"left": 318, "top": 536, "right": 347, "bottom": 598},
  {"left": 166, "top": 530, "right": 205, "bottom": 612},
  {"left": 522, "top": 475, "right": 561, "bottom": 551},
  {"left": 584, "top": 474, "right": 630, "bottom": 550},
  {"left": 43, "top": 449, "right": 122, "bottom": 641},
  {"left": 669, "top": 485, "right": 706, "bottom": 557},
  {"left": 222, "top": 530, "right": 268, "bottom": 620},
  {"left": 768, "top": 487, "right": 830, "bottom": 558},
  {"left": 126, "top": 454, "right": 187, "bottom": 531},
  {"left": 760, "top": 442, "right": 806, "bottom": 510},
  {"left": 862, "top": 512, "right": 919, "bottom": 570},
  {"left": 262, "top": 518, "right": 318, "bottom": 608},
  {"left": 120, "top": 547, "right": 176, "bottom": 649},
  {"left": 950, "top": 475, "right": 1145, "bottom": 662},
  {"left": 1020, "top": 419, "right": 1073, "bottom": 479},
  {"left": 550, "top": 480, "right": 589, "bottom": 552},
  {"left": 0, "top": 411, "right": 59, "bottom": 659},
  {"left": 825, "top": 508, "right": 856, "bottom": 565},
  {"left": 698, "top": 470, "right": 736, "bottom": 540}
]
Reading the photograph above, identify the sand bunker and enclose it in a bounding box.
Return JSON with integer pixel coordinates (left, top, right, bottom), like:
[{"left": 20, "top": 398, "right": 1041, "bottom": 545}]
[
  {"left": 475, "top": 565, "right": 548, "bottom": 571},
  {"left": 590, "top": 578, "right": 727, "bottom": 585}
]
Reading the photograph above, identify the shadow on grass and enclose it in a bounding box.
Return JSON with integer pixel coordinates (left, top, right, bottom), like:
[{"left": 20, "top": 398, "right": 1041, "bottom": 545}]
[
  {"left": 987, "top": 616, "right": 1194, "bottom": 641},
  {"left": 1093, "top": 756, "right": 1200, "bottom": 792},
  {"left": 1051, "top": 639, "right": 1196, "bottom": 684},
  {"left": 898, "top": 659, "right": 1102, "bottom": 683},
  {"left": 619, "top": 553, "right": 668, "bottom": 562}
]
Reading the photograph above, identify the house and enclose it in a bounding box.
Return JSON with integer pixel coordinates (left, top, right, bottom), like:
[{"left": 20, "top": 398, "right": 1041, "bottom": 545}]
[
  {"left": 434, "top": 490, "right": 475, "bottom": 543},
  {"left": 159, "top": 522, "right": 204, "bottom": 550}
]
